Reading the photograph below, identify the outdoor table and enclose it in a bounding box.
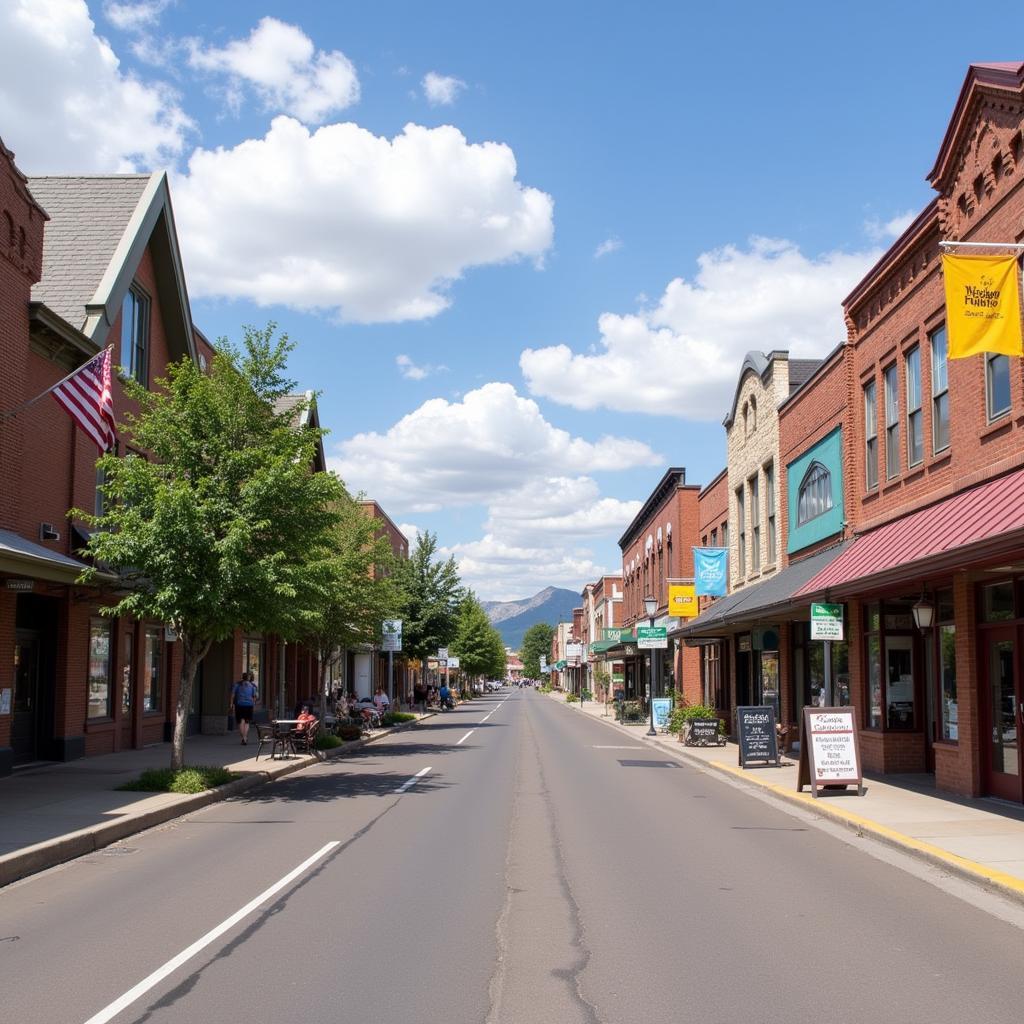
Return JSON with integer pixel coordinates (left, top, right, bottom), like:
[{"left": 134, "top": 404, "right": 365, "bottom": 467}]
[{"left": 270, "top": 719, "right": 301, "bottom": 758}]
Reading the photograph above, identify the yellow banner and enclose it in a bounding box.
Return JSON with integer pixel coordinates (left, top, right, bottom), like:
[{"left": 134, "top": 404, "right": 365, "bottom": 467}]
[
  {"left": 668, "top": 583, "right": 698, "bottom": 618},
  {"left": 942, "top": 253, "right": 1023, "bottom": 359}
]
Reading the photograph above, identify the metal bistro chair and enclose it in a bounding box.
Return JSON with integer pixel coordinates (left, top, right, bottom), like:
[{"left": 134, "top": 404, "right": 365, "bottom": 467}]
[
  {"left": 291, "top": 719, "right": 322, "bottom": 759},
  {"left": 255, "top": 721, "right": 294, "bottom": 761}
]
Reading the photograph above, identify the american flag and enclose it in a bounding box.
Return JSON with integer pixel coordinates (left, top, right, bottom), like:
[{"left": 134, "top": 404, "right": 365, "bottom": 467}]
[{"left": 51, "top": 347, "right": 117, "bottom": 452}]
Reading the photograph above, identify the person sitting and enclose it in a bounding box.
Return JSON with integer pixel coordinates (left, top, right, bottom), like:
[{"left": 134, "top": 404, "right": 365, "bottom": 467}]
[
  {"left": 294, "top": 705, "right": 318, "bottom": 733},
  {"left": 373, "top": 686, "right": 391, "bottom": 712}
]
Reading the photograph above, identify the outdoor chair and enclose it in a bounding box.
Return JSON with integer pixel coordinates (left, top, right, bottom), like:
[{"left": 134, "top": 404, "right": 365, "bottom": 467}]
[
  {"left": 255, "top": 722, "right": 292, "bottom": 761},
  {"left": 291, "top": 719, "right": 321, "bottom": 759}
]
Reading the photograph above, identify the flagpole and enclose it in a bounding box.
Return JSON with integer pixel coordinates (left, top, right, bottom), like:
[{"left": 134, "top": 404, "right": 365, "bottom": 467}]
[
  {"left": 0, "top": 345, "right": 114, "bottom": 420},
  {"left": 939, "top": 240, "right": 1024, "bottom": 250}
]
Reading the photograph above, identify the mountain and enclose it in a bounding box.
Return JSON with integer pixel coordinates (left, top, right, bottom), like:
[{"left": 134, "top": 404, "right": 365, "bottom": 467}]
[{"left": 482, "top": 587, "right": 581, "bottom": 650}]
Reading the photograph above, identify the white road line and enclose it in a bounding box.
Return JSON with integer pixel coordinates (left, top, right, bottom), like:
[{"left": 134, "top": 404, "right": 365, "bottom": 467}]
[
  {"left": 456, "top": 730, "right": 475, "bottom": 745},
  {"left": 395, "top": 766, "right": 432, "bottom": 793},
  {"left": 81, "top": 841, "right": 340, "bottom": 1024}
]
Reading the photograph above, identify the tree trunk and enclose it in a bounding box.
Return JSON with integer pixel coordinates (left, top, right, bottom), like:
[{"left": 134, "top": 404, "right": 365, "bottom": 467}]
[
  {"left": 318, "top": 653, "right": 330, "bottom": 721},
  {"left": 170, "top": 634, "right": 211, "bottom": 772}
]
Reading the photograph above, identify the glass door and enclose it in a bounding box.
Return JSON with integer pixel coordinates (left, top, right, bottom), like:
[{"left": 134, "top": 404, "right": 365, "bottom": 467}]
[
  {"left": 12, "top": 631, "right": 40, "bottom": 764},
  {"left": 984, "top": 628, "right": 1023, "bottom": 802}
]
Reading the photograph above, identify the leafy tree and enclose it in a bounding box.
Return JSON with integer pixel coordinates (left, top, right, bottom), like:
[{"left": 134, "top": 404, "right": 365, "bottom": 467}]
[
  {"left": 452, "top": 593, "right": 507, "bottom": 680},
  {"left": 394, "top": 530, "right": 462, "bottom": 681},
  {"left": 519, "top": 621, "right": 555, "bottom": 679},
  {"left": 78, "top": 325, "right": 342, "bottom": 770}
]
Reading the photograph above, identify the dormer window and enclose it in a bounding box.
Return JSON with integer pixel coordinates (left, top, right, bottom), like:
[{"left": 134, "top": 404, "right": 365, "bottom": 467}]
[
  {"left": 121, "top": 285, "right": 151, "bottom": 387},
  {"left": 797, "top": 461, "right": 833, "bottom": 525}
]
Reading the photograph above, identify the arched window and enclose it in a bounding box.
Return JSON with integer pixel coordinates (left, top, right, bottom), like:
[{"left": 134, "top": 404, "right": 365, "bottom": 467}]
[
  {"left": 749, "top": 396, "right": 757, "bottom": 431},
  {"left": 798, "top": 461, "right": 833, "bottom": 525},
  {"left": 742, "top": 401, "right": 749, "bottom": 437}
]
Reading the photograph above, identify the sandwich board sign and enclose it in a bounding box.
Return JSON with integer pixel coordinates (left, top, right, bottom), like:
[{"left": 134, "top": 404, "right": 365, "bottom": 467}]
[
  {"left": 797, "top": 707, "right": 864, "bottom": 797},
  {"left": 735, "top": 705, "right": 780, "bottom": 768}
]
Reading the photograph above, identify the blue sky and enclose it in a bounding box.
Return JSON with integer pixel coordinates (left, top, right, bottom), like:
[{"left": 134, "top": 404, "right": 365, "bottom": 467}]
[{"left": 3, "top": 0, "right": 1022, "bottom": 598}]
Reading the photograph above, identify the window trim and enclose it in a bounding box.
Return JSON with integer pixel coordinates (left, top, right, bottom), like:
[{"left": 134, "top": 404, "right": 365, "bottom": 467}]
[
  {"left": 905, "top": 345, "right": 923, "bottom": 468},
  {"left": 736, "top": 486, "right": 746, "bottom": 577},
  {"left": 797, "top": 460, "right": 834, "bottom": 526},
  {"left": 883, "top": 363, "right": 900, "bottom": 480},
  {"left": 985, "top": 352, "right": 1011, "bottom": 422},
  {"left": 929, "top": 324, "right": 950, "bottom": 455},
  {"left": 121, "top": 284, "right": 151, "bottom": 388},
  {"left": 87, "top": 617, "right": 114, "bottom": 720},
  {"left": 765, "top": 460, "right": 776, "bottom": 565},
  {"left": 749, "top": 472, "right": 760, "bottom": 570},
  {"left": 864, "top": 380, "right": 878, "bottom": 490}
]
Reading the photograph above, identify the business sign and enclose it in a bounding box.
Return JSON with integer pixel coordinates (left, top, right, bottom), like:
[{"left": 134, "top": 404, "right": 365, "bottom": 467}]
[
  {"left": 797, "top": 707, "right": 864, "bottom": 797},
  {"left": 668, "top": 583, "right": 698, "bottom": 618},
  {"left": 446, "top": 656, "right": 460, "bottom": 669},
  {"left": 602, "top": 627, "right": 634, "bottom": 643},
  {"left": 941, "top": 253, "right": 1024, "bottom": 359},
  {"left": 652, "top": 697, "right": 672, "bottom": 730},
  {"left": 437, "top": 647, "right": 449, "bottom": 660},
  {"left": 4, "top": 578, "right": 34, "bottom": 592},
  {"left": 565, "top": 643, "right": 583, "bottom": 659},
  {"left": 693, "top": 547, "right": 729, "bottom": 596},
  {"left": 382, "top": 619, "right": 403, "bottom": 652},
  {"left": 636, "top": 626, "right": 668, "bottom": 649},
  {"left": 810, "top": 602, "right": 844, "bottom": 641},
  {"left": 736, "top": 705, "right": 780, "bottom": 768},
  {"left": 685, "top": 718, "right": 722, "bottom": 747},
  {"left": 540, "top": 655, "right": 547, "bottom": 668}
]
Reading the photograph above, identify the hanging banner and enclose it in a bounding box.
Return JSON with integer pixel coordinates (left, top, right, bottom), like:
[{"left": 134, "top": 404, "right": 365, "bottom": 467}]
[
  {"left": 668, "top": 583, "right": 698, "bottom": 618},
  {"left": 693, "top": 547, "right": 729, "bottom": 596},
  {"left": 941, "top": 253, "right": 1023, "bottom": 359}
]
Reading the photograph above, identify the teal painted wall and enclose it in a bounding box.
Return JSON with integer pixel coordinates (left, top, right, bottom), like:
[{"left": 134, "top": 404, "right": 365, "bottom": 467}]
[{"left": 787, "top": 426, "right": 844, "bottom": 554}]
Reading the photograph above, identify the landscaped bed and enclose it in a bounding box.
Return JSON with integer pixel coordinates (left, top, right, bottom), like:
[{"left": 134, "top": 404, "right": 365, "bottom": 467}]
[{"left": 117, "top": 766, "right": 238, "bottom": 794}]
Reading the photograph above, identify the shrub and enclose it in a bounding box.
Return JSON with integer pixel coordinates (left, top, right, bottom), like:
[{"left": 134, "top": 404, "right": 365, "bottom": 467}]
[
  {"left": 667, "top": 703, "right": 723, "bottom": 735},
  {"left": 117, "top": 766, "right": 236, "bottom": 794},
  {"left": 316, "top": 733, "right": 343, "bottom": 750},
  {"left": 565, "top": 692, "right": 579, "bottom": 703},
  {"left": 337, "top": 724, "right": 363, "bottom": 742},
  {"left": 581, "top": 689, "right": 593, "bottom": 701},
  {"left": 618, "top": 700, "right": 644, "bottom": 722},
  {"left": 381, "top": 711, "right": 416, "bottom": 725}
]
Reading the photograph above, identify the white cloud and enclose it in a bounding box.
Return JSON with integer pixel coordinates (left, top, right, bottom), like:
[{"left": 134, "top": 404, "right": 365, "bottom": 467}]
[
  {"left": 188, "top": 17, "right": 359, "bottom": 124},
  {"left": 864, "top": 209, "right": 916, "bottom": 242},
  {"left": 520, "top": 237, "right": 880, "bottom": 420},
  {"left": 396, "top": 354, "right": 447, "bottom": 380},
  {"left": 103, "top": 0, "right": 170, "bottom": 32},
  {"left": 398, "top": 523, "right": 421, "bottom": 547},
  {"left": 0, "top": 0, "right": 193, "bottom": 173},
  {"left": 594, "top": 237, "right": 622, "bottom": 259},
  {"left": 330, "top": 382, "right": 659, "bottom": 511},
  {"left": 173, "top": 117, "right": 554, "bottom": 323},
  {"left": 422, "top": 71, "right": 466, "bottom": 106}
]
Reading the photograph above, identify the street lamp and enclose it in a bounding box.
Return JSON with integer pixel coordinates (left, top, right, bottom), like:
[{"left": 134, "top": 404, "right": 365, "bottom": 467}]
[
  {"left": 643, "top": 594, "right": 658, "bottom": 737},
  {"left": 577, "top": 635, "right": 586, "bottom": 709},
  {"left": 912, "top": 593, "right": 935, "bottom": 631}
]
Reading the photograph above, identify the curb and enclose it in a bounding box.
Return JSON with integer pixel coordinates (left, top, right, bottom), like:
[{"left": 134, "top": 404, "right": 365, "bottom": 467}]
[
  {"left": 547, "top": 693, "right": 1024, "bottom": 909},
  {"left": 0, "top": 714, "right": 436, "bottom": 889}
]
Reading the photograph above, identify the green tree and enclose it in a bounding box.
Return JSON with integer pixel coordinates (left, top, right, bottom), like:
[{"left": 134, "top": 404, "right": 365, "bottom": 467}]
[
  {"left": 452, "top": 593, "right": 507, "bottom": 681},
  {"left": 520, "top": 621, "right": 555, "bottom": 679},
  {"left": 394, "top": 530, "right": 462, "bottom": 681},
  {"left": 79, "top": 325, "right": 342, "bottom": 770}
]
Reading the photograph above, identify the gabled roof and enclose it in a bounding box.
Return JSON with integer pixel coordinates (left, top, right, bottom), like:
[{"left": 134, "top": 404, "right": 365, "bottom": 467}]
[
  {"left": 26, "top": 172, "right": 195, "bottom": 361},
  {"left": 274, "top": 391, "right": 326, "bottom": 473}
]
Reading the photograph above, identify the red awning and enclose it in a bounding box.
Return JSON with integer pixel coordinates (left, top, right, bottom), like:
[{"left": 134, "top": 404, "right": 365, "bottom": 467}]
[{"left": 795, "top": 466, "right": 1024, "bottom": 597}]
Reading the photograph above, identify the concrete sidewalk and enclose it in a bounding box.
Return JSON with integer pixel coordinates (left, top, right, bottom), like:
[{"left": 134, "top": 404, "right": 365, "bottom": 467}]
[
  {"left": 0, "top": 715, "right": 433, "bottom": 887},
  {"left": 549, "top": 692, "right": 1024, "bottom": 905}
]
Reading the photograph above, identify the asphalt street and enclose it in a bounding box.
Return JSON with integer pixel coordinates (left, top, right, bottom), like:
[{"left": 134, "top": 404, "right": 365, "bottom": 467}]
[{"left": 1, "top": 689, "right": 1023, "bottom": 1024}]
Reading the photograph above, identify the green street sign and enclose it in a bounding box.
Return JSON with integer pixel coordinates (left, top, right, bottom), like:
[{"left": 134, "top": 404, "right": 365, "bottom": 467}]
[
  {"left": 810, "top": 602, "right": 844, "bottom": 640},
  {"left": 602, "top": 627, "right": 635, "bottom": 643},
  {"left": 636, "top": 625, "right": 668, "bottom": 649}
]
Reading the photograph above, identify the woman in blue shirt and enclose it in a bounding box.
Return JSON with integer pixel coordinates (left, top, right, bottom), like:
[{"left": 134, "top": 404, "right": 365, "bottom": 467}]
[{"left": 231, "top": 671, "right": 258, "bottom": 745}]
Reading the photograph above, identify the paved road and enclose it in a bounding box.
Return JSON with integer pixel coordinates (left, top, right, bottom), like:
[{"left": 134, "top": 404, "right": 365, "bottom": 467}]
[{"left": 2, "top": 690, "right": 1023, "bottom": 1024}]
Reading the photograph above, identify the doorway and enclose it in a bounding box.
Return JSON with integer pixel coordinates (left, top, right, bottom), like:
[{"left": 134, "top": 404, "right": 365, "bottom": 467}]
[
  {"left": 12, "top": 630, "right": 41, "bottom": 764},
  {"left": 983, "top": 627, "right": 1022, "bottom": 803}
]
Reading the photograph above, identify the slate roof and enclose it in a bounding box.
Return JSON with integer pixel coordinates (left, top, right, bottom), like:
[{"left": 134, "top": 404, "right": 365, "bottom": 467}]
[
  {"left": 26, "top": 175, "right": 152, "bottom": 331},
  {"left": 788, "top": 359, "right": 823, "bottom": 393}
]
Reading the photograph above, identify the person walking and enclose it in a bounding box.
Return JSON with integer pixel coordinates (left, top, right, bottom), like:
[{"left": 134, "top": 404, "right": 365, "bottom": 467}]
[
  {"left": 230, "top": 671, "right": 258, "bottom": 745},
  {"left": 413, "top": 680, "right": 427, "bottom": 713}
]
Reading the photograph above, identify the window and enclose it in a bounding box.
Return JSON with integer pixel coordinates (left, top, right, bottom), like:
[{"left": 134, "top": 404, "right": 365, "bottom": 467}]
[
  {"left": 121, "top": 286, "right": 150, "bottom": 386},
  {"left": 94, "top": 441, "right": 119, "bottom": 517},
  {"left": 905, "top": 346, "right": 922, "bottom": 467},
  {"left": 935, "top": 590, "right": 957, "bottom": 742},
  {"left": 797, "top": 461, "right": 833, "bottom": 525},
  {"left": 986, "top": 353, "right": 1011, "bottom": 420},
  {"left": 749, "top": 474, "right": 760, "bottom": 570},
  {"left": 142, "top": 626, "right": 162, "bottom": 712},
  {"left": 88, "top": 619, "right": 113, "bottom": 719},
  {"left": 749, "top": 396, "right": 757, "bottom": 431},
  {"left": 710, "top": 527, "right": 718, "bottom": 547},
  {"left": 863, "top": 600, "right": 916, "bottom": 730},
  {"left": 765, "top": 461, "right": 776, "bottom": 564},
  {"left": 736, "top": 487, "right": 745, "bottom": 576},
  {"left": 884, "top": 364, "right": 900, "bottom": 479},
  {"left": 742, "top": 402, "right": 749, "bottom": 437},
  {"left": 121, "top": 629, "right": 133, "bottom": 713},
  {"left": 864, "top": 380, "right": 878, "bottom": 489},
  {"left": 721, "top": 520, "right": 728, "bottom": 550},
  {"left": 930, "top": 325, "right": 949, "bottom": 453}
]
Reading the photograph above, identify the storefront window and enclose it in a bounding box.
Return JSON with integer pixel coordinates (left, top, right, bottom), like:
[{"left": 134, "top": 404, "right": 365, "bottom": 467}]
[
  {"left": 982, "top": 581, "right": 1015, "bottom": 623},
  {"left": 88, "top": 618, "right": 113, "bottom": 719},
  {"left": 121, "top": 630, "right": 133, "bottom": 713},
  {"left": 143, "top": 627, "right": 162, "bottom": 712},
  {"left": 242, "top": 637, "right": 265, "bottom": 691},
  {"left": 939, "top": 624, "right": 957, "bottom": 740},
  {"left": 760, "top": 650, "right": 779, "bottom": 721},
  {"left": 796, "top": 622, "right": 849, "bottom": 708},
  {"left": 885, "top": 635, "right": 914, "bottom": 729},
  {"left": 867, "top": 635, "right": 882, "bottom": 729}
]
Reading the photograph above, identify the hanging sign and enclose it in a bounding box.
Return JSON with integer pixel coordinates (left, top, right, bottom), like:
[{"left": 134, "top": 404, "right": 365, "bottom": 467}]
[
  {"left": 810, "top": 602, "right": 844, "bottom": 641},
  {"left": 693, "top": 547, "right": 729, "bottom": 596},
  {"left": 382, "top": 619, "right": 403, "bottom": 652},
  {"left": 736, "top": 705, "right": 780, "bottom": 768},
  {"left": 636, "top": 626, "right": 668, "bottom": 649},
  {"left": 797, "top": 707, "right": 864, "bottom": 797},
  {"left": 668, "top": 583, "right": 698, "bottom": 618},
  {"left": 942, "top": 253, "right": 1024, "bottom": 359},
  {"left": 446, "top": 656, "right": 460, "bottom": 669}
]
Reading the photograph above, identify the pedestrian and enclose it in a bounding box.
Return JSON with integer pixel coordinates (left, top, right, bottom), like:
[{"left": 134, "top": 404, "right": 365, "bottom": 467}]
[
  {"left": 413, "top": 680, "right": 427, "bottom": 713},
  {"left": 230, "top": 670, "right": 258, "bottom": 745}
]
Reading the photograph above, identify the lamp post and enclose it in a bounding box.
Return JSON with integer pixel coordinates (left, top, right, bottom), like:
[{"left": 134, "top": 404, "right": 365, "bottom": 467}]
[
  {"left": 644, "top": 594, "right": 658, "bottom": 737},
  {"left": 577, "top": 635, "right": 586, "bottom": 709}
]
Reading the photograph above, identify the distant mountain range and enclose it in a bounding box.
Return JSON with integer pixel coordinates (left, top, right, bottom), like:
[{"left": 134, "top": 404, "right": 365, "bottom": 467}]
[{"left": 481, "top": 586, "right": 580, "bottom": 650}]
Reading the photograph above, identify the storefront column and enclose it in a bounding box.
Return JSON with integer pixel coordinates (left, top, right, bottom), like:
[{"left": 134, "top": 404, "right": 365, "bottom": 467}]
[{"left": 941, "top": 570, "right": 981, "bottom": 796}]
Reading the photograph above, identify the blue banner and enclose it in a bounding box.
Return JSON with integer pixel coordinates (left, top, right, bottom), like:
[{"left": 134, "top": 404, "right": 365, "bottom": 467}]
[{"left": 693, "top": 547, "right": 729, "bottom": 596}]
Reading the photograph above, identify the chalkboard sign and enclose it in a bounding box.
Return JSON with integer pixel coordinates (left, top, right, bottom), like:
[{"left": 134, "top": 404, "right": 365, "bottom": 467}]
[
  {"left": 685, "top": 718, "right": 722, "bottom": 746},
  {"left": 736, "top": 705, "right": 780, "bottom": 767},
  {"left": 797, "top": 707, "right": 864, "bottom": 797}
]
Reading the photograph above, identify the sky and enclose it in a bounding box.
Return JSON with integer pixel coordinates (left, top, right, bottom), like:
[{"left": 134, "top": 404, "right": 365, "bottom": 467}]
[{"left": 3, "top": 0, "right": 1022, "bottom": 599}]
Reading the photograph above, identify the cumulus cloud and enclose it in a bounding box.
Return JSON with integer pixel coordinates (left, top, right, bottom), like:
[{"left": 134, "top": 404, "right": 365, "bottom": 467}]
[
  {"left": 188, "top": 16, "right": 359, "bottom": 123},
  {"left": 520, "top": 237, "right": 880, "bottom": 420},
  {"left": 0, "top": 0, "right": 193, "bottom": 173},
  {"left": 396, "top": 354, "right": 447, "bottom": 380},
  {"left": 330, "top": 382, "right": 659, "bottom": 511},
  {"left": 103, "top": 0, "right": 171, "bottom": 31},
  {"left": 173, "top": 117, "right": 554, "bottom": 323},
  {"left": 864, "top": 209, "right": 916, "bottom": 242},
  {"left": 422, "top": 71, "right": 466, "bottom": 106},
  {"left": 594, "top": 236, "right": 622, "bottom": 259}
]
